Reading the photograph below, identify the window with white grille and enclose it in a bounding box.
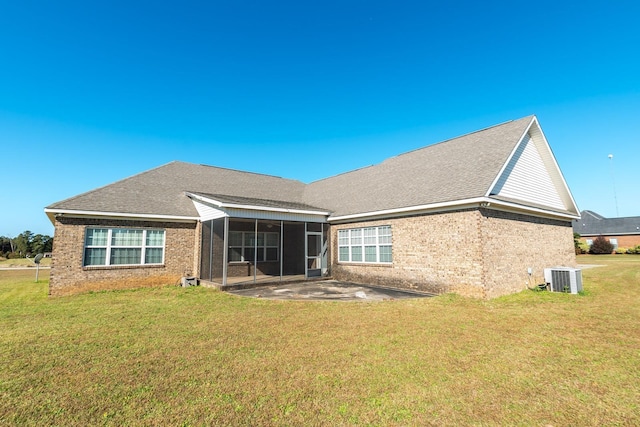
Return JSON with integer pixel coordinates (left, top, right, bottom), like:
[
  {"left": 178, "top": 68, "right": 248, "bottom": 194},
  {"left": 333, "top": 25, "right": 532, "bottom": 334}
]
[
  {"left": 84, "top": 228, "right": 165, "bottom": 266},
  {"left": 338, "top": 225, "right": 392, "bottom": 264}
]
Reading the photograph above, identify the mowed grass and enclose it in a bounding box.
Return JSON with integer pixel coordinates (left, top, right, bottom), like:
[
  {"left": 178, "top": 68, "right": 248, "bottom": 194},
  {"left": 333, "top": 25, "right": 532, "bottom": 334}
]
[
  {"left": 0, "top": 257, "right": 52, "bottom": 268},
  {"left": 1, "top": 256, "right": 639, "bottom": 426}
]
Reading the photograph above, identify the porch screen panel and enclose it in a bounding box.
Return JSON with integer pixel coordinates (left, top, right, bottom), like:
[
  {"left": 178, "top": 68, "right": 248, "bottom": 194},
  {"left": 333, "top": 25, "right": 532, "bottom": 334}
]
[
  {"left": 200, "top": 220, "right": 213, "bottom": 280},
  {"left": 211, "top": 218, "right": 226, "bottom": 281}
]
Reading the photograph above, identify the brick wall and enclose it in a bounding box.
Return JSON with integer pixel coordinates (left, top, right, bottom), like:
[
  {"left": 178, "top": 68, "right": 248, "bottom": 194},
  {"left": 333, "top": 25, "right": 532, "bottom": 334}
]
[
  {"left": 331, "top": 210, "right": 485, "bottom": 297},
  {"left": 479, "top": 209, "right": 576, "bottom": 298},
  {"left": 331, "top": 208, "right": 576, "bottom": 299},
  {"left": 49, "top": 217, "right": 197, "bottom": 296}
]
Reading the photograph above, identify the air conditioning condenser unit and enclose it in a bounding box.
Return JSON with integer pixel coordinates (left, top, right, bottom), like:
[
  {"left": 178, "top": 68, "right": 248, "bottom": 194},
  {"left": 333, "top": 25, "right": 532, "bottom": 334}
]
[
  {"left": 543, "top": 267, "right": 582, "bottom": 294},
  {"left": 181, "top": 276, "right": 198, "bottom": 287}
]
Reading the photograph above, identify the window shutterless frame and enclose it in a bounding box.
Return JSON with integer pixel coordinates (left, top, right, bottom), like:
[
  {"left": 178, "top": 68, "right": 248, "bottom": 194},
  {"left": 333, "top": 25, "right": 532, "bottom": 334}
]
[
  {"left": 338, "top": 225, "right": 392, "bottom": 264},
  {"left": 83, "top": 228, "right": 165, "bottom": 266}
]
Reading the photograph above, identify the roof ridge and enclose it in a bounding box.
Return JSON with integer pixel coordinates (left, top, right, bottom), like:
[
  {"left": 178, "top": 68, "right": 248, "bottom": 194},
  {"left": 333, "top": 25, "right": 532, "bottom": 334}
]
[
  {"left": 386, "top": 115, "right": 533, "bottom": 162},
  {"left": 189, "top": 191, "right": 308, "bottom": 205},
  {"left": 309, "top": 115, "right": 535, "bottom": 185},
  {"left": 308, "top": 164, "right": 376, "bottom": 184},
  {"left": 582, "top": 210, "right": 606, "bottom": 220},
  {"left": 194, "top": 162, "right": 304, "bottom": 183}
]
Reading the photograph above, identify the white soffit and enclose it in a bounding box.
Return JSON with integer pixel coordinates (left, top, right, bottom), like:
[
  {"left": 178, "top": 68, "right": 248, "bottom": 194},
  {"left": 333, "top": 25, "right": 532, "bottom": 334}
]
[
  {"left": 488, "top": 118, "right": 579, "bottom": 215},
  {"left": 191, "top": 200, "right": 227, "bottom": 221},
  {"left": 187, "top": 193, "right": 328, "bottom": 223}
]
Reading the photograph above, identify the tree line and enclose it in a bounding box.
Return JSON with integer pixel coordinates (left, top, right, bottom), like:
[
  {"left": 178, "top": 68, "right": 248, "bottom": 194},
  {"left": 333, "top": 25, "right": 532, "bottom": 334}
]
[{"left": 0, "top": 231, "right": 53, "bottom": 258}]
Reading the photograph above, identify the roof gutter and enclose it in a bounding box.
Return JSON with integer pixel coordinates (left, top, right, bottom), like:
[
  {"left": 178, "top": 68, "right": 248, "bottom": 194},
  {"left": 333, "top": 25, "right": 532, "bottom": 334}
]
[
  {"left": 44, "top": 208, "right": 200, "bottom": 224},
  {"left": 328, "top": 197, "right": 580, "bottom": 223}
]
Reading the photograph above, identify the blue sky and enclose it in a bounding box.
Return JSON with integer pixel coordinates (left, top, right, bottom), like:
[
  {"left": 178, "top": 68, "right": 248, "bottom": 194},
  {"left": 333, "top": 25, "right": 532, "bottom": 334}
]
[{"left": 2, "top": 0, "right": 639, "bottom": 237}]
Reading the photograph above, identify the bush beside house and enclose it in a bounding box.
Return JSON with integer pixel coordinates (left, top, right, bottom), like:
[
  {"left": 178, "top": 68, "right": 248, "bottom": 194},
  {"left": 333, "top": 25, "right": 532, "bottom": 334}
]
[{"left": 589, "top": 235, "right": 614, "bottom": 254}]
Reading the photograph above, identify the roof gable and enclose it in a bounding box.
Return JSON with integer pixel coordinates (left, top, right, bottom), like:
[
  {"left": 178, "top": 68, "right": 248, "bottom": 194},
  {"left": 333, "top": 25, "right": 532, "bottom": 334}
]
[
  {"left": 488, "top": 117, "right": 578, "bottom": 215},
  {"left": 304, "top": 116, "right": 552, "bottom": 218}
]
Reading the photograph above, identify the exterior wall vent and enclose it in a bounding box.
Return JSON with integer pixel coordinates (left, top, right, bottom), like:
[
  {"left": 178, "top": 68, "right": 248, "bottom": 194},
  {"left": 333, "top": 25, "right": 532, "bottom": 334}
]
[{"left": 543, "top": 267, "right": 582, "bottom": 294}]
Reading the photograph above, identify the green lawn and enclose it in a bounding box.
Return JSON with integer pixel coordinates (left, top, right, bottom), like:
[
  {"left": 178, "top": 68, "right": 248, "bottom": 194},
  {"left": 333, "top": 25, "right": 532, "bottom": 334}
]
[
  {"left": 0, "top": 257, "right": 52, "bottom": 268},
  {"left": 1, "top": 255, "right": 639, "bottom": 426}
]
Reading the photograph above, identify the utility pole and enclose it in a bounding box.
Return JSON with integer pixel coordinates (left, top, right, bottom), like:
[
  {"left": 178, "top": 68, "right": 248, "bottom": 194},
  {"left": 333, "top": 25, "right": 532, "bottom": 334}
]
[{"left": 608, "top": 154, "right": 619, "bottom": 217}]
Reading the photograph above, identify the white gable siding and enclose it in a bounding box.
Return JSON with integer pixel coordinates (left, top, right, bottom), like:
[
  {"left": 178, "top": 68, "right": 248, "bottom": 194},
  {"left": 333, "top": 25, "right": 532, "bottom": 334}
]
[
  {"left": 491, "top": 134, "right": 566, "bottom": 210},
  {"left": 192, "top": 200, "right": 227, "bottom": 221}
]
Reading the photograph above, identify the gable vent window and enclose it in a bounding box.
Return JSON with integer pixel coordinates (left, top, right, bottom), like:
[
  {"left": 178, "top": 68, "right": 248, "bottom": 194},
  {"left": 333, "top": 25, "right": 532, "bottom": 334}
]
[
  {"left": 84, "top": 228, "right": 165, "bottom": 267},
  {"left": 338, "top": 226, "right": 392, "bottom": 264}
]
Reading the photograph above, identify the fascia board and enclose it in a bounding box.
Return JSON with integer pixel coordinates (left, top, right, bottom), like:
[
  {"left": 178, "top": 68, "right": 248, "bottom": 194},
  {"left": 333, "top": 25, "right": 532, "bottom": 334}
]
[
  {"left": 485, "top": 198, "right": 580, "bottom": 220},
  {"left": 328, "top": 198, "right": 488, "bottom": 222},
  {"left": 186, "top": 192, "right": 330, "bottom": 216},
  {"left": 328, "top": 197, "right": 579, "bottom": 223},
  {"left": 44, "top": 208, "right": 199, "bottom": 223},
  {"left": 577, "top": 232, "right": 640, "bottom": 237},
  {"left": 528, "top": 117, "right": 581, "bottom": 215}
]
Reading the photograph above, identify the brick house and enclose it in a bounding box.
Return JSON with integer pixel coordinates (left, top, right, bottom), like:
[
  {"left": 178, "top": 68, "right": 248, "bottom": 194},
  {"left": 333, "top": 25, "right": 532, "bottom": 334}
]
[
  {"left": 45, "top": 115, "right": 580, "bottom": 298},
  {"left": 573, "top": 210, "right": 640, "bottom": 250}
]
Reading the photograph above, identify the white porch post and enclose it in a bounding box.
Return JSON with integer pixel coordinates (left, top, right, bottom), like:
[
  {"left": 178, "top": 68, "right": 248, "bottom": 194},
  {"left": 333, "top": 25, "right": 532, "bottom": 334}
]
[
  {"left": 279, "top": 220, "right": 283, "bottom": 282},
  {"left": 253, "top": 219, "right": 258, "bottom": 284},
  {"left": 222, "top": 216, "right": 229, "bottom": 286}
]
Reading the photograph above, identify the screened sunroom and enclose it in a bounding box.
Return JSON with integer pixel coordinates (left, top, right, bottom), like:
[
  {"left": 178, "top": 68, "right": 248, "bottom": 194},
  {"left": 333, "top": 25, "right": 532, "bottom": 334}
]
[{"left": 188, "top": 193, "right": 329, "bottom": 286}]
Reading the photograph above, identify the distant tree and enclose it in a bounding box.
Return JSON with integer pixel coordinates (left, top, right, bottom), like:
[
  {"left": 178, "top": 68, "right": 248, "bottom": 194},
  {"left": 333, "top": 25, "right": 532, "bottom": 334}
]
[
  {"left": 31, "top": 234, "right": 52, "bottom": 254},
  {"left": 4, "top": 231, "right": 53, "bottom": 258},
  {"left": 0, "top": 236, "right": 14, "bottom": 253},
  {"left": 43, "top": 235, "right": 53, "bottom": 252},
  {"left": 589, "top": 235, "right": 614, "bottom": 255},
  {"left": 14, "top": 231, "right": 33, "bottom": 257}
]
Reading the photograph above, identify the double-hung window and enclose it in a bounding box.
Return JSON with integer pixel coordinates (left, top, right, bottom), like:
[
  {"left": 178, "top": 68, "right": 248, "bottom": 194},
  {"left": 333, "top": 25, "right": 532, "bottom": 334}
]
[
  {"left": 83, "top": 228, "right": 165, "bottom": 266},
  {"left": 228, "top": 231, "right": 279, "bottom": 262},
  {"left": 338, "top": 225, "right": 392, "bottom": 263}
]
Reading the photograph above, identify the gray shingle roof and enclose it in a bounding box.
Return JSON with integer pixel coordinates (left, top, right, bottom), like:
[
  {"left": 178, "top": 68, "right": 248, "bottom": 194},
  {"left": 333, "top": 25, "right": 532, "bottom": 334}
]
[
  {"left": 48, "top": 115, "right": 562, "bottom": 220},
  {"left": 573, "top": 210, "right": 640, "bottom": 236},
  {"left": 47, "top": 162, "right": 306, "bottom": 217},
  {"left": 303, "top": 116, "right": 534, "bottom": 217}
]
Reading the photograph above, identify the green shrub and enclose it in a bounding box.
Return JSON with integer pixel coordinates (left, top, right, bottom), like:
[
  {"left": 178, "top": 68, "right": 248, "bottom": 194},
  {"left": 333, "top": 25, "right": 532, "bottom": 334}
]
[
  {"left": 626, "top": 245, "right": 640, "bottom": 255},
  {"left": 589, "top": 235, "right": 614, "bottom": 254},
  {"left": 615, "top": 247, "right": 627, "bottom": 254},
  {"left": 577, "top": 242, "right": 590, "bottom": 254}
]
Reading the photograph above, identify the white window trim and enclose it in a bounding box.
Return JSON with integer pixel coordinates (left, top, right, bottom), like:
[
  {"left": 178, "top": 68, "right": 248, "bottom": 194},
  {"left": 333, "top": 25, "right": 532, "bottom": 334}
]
[
  {"left": 83, "top": 228, "right": 165, "bottom": 267},
  {"left": 228, "top": 231, "right": 280, "bottom": 263},
  {"left": 338, "top": 225, "right": 392, "bottom": 264}
]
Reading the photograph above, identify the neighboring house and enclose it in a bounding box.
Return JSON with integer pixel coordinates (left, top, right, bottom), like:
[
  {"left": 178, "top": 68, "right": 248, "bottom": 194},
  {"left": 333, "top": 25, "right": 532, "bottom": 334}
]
[
  {"left": 45, "top": 115, "right": 580, "bottom": 298},
  {"left": 573, "top": 210, "right": 640, "bottom": 249}
]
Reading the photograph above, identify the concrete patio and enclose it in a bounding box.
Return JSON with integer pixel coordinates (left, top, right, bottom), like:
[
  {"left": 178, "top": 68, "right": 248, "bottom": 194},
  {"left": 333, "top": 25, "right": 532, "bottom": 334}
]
[{"left": 225, "top": 279, "right": 435, "bottom": 301}]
